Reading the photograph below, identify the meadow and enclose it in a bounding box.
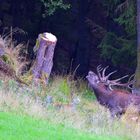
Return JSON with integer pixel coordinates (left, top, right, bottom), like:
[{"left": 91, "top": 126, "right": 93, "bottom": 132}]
[{"left": 0, "top": 77, "right": 139, "bottom": 140}]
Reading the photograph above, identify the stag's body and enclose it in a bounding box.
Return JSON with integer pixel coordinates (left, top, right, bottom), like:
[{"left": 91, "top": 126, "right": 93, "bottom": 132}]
[{"left": 87, "top": 67, "right": 140, "bottom": 117}]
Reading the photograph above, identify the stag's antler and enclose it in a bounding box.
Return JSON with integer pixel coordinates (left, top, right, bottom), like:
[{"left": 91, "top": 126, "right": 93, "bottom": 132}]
[
  {"left": 107, "top": 74, "right": 135, "bottom": 90},
  {"left": 97, "top": 65, "right": 103, "bottom": 81},
  {"left": 97, "top": 65, "right": 117, "bottom": 82},
  {"left": 96, "top": 65, "right": 135, "bottom": 90}
]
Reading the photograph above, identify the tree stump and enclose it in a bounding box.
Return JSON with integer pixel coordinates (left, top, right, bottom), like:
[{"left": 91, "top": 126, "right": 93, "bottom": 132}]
[{"left": 32, "top": 32, "right": 57, "bottom": 84}]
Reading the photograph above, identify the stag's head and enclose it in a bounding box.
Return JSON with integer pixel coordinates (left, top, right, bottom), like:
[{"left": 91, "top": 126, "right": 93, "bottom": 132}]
[
  {"left": 86, "top": 71, "right": 100, "bottom": 87},
  {"left": 86, "top": 65, "right": 134, "bottom": 91}
]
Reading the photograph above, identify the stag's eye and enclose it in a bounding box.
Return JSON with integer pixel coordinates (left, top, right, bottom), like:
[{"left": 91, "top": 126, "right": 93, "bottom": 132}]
[
  {"left": 94, "top": 77, "right": 100, "bottom": 83},
  {"left": 95, "top": 76, "right": 99, "bottom": 80}
]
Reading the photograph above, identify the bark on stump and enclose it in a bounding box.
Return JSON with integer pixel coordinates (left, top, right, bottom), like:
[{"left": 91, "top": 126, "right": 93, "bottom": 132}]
[{"left": 32, "top": 32, "right": 57, "bottom": 84}]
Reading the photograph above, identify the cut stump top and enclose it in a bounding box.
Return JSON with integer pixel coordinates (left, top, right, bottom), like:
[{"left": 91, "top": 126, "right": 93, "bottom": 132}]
[{"left": 39, "top": 33, "right": 57, "bottom": 45}]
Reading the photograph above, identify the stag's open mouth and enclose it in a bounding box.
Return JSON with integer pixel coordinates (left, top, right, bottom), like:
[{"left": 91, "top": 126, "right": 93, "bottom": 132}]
[
  {"left": 86, "top": 71, "right": 96, "bottom": 78},
  {"left": 87, "top": 71, "right": 95, "bottom": 76}
]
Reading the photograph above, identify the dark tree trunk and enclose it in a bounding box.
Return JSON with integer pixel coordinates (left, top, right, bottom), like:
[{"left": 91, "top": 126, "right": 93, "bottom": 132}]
[
  {"left": 32, "top": 33, "right": 57, "bottom": 84},
  {"left": 133, "top": 0, "right": 140, "bottom": 94},
  {"left": 73, "top": 0, "right": 90, "bottom": 76}
]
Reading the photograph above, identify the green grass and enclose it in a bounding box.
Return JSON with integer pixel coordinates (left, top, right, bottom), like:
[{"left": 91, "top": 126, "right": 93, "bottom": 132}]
[
  {"left": 0, "top": 79, "right": 136, "bottom": 140},
  {"left": 0, "top": 111, "right": 121, "bottom": 140}
]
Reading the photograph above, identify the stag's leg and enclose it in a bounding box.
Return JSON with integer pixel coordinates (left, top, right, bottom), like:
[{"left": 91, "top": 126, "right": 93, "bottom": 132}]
[
  {"left": 110, "top": 108, "right": 125, "bottom": 119},
  {"left": 110, "top": 110, "right": 118, "bottom": 118}
]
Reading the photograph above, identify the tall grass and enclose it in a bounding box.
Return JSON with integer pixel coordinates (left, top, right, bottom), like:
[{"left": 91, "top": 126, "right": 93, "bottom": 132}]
[
  {"left": 0, "top": 78, "right": 140, "bottom": 140},
  {"left": 0, "top": 28, "right": 28, "bottom": 76}
]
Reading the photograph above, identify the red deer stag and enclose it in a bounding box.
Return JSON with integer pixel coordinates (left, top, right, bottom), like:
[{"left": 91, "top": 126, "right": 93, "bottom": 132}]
[{"left": 86, "top": 66, "right": 140, "bottom": 117}]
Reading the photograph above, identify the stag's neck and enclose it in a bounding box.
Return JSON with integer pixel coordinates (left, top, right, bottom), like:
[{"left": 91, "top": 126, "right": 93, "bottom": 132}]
[{"left": 91, "top": 84, "right": 111, "bottom": 100}]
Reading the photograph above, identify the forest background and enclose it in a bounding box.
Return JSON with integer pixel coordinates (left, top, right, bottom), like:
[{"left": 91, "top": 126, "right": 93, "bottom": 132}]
[{"left": 0, "top": 0, "right": 136, "bottom": 78}]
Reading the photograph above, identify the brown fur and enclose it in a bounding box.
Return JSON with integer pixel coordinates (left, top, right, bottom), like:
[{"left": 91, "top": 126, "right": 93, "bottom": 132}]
[{"left": 87, "top": 71, "right": 140, "bottom": 117}]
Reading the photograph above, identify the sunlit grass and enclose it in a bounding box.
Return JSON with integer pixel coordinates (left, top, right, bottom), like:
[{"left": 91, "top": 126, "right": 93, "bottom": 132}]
[{"left": 0, "top": 111, "right": 122, "bottom": 140}]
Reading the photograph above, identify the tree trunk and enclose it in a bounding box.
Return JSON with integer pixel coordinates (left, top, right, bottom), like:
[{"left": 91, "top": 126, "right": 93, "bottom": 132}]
[
  {"left": 133, "top": 0, "right": 140, "bottom": 94},
  {"left": 73, "top": 0, "right": 90, "bottom": 76},
  {"left": 32, "top": 32, "right": 57, "bottom": 84}
]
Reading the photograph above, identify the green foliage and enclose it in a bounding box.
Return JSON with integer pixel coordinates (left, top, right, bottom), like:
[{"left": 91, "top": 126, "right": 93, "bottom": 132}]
[
  {"left": 99, "top": 0, "right": 136, "bottom": 67},
  {"left": 103, "top": 0, "right": 136, "bottom": 36},
  {"left": 102, "top": 0, "right": 121, "bottom": 15},
  {"left": 114, "top": 0, "right": 136, "bottom": 36},
  {"left": 59, "top": 79, "right": 70, "bottom": 96},
  {"left": 98, "top": 32, "right": 136, "bottom": 66},
  {"left": 40, "top": 0, "right": 70, "bottom": 17}
]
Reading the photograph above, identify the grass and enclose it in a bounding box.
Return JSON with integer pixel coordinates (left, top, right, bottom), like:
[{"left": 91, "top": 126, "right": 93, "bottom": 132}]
[
  {"left": 0, "top": 111, "right": 122, "bottom": 140},
  {"left": 0, "top": 79, "right": 138, "bottom": 140}
]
